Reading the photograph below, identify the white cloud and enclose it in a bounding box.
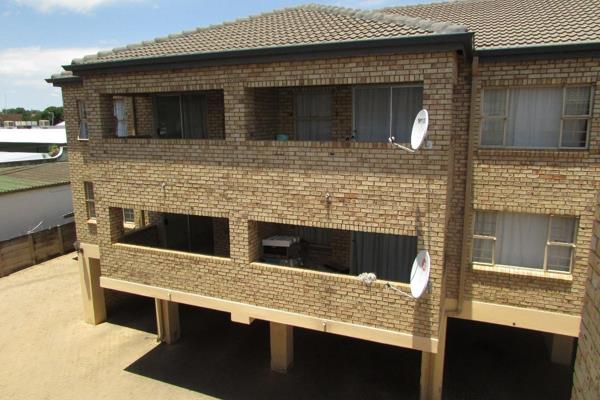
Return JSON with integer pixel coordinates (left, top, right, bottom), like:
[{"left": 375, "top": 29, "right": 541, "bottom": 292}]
[
  {"left": 13, "top": 0, "right": 142, "bottom": 13},
  {"left": 0, "top": 47, "right": 100, "bottom": 109}
]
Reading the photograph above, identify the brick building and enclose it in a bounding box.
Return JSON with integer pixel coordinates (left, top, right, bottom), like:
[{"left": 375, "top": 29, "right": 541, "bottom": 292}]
[{"left": 47, "top": 1, "right": 600, "bottom": 399}]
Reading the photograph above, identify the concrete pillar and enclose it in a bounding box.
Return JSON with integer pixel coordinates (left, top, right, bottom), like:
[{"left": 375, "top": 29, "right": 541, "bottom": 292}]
[
  {"left": 270, "top": 322, "right": 294, "bottom": 373},
  {"left": 420, "top": 314, "right": 448, "bottom": 400},
  {"left": 78, "top": 255, "right": 106, "bottom": 325},
  {"left": 547, "top": 333, "right": 575, "bottom": 366},
  {"left": 155, "top": 299, "right": 180, "bottom": 344}
]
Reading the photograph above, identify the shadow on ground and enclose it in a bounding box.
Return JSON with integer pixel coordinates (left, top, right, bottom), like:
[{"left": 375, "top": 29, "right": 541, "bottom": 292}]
[{"left": 108, "top": 299, "right": 574, "bottom": 400}]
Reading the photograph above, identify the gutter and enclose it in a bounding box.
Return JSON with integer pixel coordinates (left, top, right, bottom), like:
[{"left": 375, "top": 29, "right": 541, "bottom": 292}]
[
  {"left": 61, "top": 32, "right": 474, "bottom": 75},
  {"left": 477, "top": 41, "right": 600, "bottom": 60}
]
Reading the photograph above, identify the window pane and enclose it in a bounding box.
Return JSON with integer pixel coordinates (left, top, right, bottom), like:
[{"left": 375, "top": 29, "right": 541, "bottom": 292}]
[
  {"left": 123, "top": 208, "right": 135, "bottom": 223},
  {"left": 561, "top": 119, "right": 588, "bottom": 147},
  {"left": 353, "top": 87, "right": 390, "bottom": 142},
  {"left": 550, "top": 217, "right": 576, "bottom": 243},
  {"left": 391, "top": 86, "right": 423, "bottom": 143},
  {"left": 564, "top": 87, "right": 591, "bottom": 115},
  {"left": 295, "top": 92, "right": 332, "bottom": 141},
  {"left": 87, "top": 201, "right": 96, "bottom": 219},
  {"left": 547, "top": 246, "right": 572, "bottom": 272},
  {"left": 114, "top": 99, "right": 128, "bottom": 137},
  {"left": 473, "top": 238, "right": 494, "bottom": 263},
  {"left": 156, "top": 96, "right": 182, "bottom": 138},
  {"left": 481, "top": 119, "right": 505, "bottom": 146},
  {"left": 84, "top": 183, "right": 94, "bottom": 200},
  {"left": 79, "top": 121, "right": 88, "bottom": 139},
  {"left": 506, "top": 87, "right": 562, "bottom": 148},
  {"left": 474, "top": 211, "right": 496, "bottom": 236},
  {"left": 496, "top": 213, "right": 548, "bottom": 269},
  {"left": 182, "top": 94, "right": 207, "bottom": 138},
  {"left": 483, "top": 89, "right": 507, "bottom": 116}
]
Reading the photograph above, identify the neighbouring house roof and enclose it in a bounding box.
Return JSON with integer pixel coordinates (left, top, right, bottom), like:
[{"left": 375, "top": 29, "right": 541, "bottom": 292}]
[
  {"left": 383, "top": 0, "right": 600, "bottom": 50},
  {"left": 0, "top": 162, "right": 70, "bottom": 194},
  {"left": 64, "top": 4, "right": 467, "bottom": 68}
]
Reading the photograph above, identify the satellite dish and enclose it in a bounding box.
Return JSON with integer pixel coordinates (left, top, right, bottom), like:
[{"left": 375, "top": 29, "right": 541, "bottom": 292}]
[
  {"left": 389, "top": 109, "right": 430, "bottom": 153},
  {"left": 410, "top": 109, "right": 429, "bottom": 150},
  {"left": 409, "top": 250, "right": 431, "bottom": 298}
]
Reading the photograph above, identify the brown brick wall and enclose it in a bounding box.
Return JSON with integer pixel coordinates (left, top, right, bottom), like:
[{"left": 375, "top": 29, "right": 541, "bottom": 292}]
[
  {"left": 65, "top": 51, "right": 458, "bottom": 339},
  {"left": 462, "top": 57, "right": 600, "bottom": 315},
  {"left": 572, "top": 194, "right": 600, "bottom": 400}
]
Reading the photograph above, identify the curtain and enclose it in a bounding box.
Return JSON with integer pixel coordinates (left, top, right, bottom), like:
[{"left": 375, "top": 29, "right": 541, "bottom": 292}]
[
  {"left": 353, "top": 87, "right": 390, "bottom": 142},
  {"left": 113, "top": 99, "right": 128, "bottom": 137},
  {"left": 182, "top": 94, "right": 208, "bottom": 138},
  {"left": 295, "top": 91, "right": 332, "bottom": 141},
  {"left": 351, "top": 232, "right": 417, "bottom": 283},
  {"left": 156, "top": 96, "right": 182, "bottom": 137},
  {"left": 391, "top": 87, "right": 423, "bottom": 143},
  {"left": 495, "top": 213, "right": 548, "bottom": 269},
  {"left": 295, "top": 226, "right": 331, "bottom": 245},
  {"left": 506, "top": 87, "right": 562, "bottom": 147}
]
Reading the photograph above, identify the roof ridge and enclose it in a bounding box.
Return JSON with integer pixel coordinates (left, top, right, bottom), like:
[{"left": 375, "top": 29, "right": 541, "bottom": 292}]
[
  {"left": 72, "top": 5, "right": 308, "bottom": 65},
  {"left": 304, "top": 3, "right": 467, "bottom": 34}
]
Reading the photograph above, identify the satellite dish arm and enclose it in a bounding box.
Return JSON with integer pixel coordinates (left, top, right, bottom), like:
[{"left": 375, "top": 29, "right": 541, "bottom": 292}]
[{"left": 388, "top": 137, "right": 415, "bottom": 153}]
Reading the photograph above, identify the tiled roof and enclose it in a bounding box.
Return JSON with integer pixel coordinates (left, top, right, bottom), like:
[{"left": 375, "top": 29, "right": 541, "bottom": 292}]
[
  {"left": 0, "top": 162, "right": 70, "bottom": 194},
  {"left": 70, "top": 4, "right": 466, "bottom": 66},
  {"left": 383, "top": 0, "right": 600, "bottom": 50}
]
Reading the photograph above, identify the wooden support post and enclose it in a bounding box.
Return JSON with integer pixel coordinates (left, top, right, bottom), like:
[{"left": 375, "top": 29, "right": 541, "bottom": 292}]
[
  {"left": 420, "top": 313, "right": 448, "bottom": 400},
  {"left": 27, "top": 234, "right": 37, "bottom": 265},
  {"left": 155, "top": 299, "right": 180, "bottom": 344},
  {"left": 78, "top": 255, "right": 106, "bottom": 325},
  {"left": 547, "top": 333, "right": 575, "bottom": 366},
  {"left": 270, "top": 322, "right": 294, "bottom": 373},
  {"left": 57, "top": 225, "right": 65, "bottom": 254}
]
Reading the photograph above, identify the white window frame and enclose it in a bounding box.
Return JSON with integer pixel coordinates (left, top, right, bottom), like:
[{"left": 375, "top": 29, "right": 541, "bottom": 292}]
[
  {"left": 480, "top": 86, "right": 593, "bottom": 149},
  {"left": 472, "top": 211, "right": 577, "bottom": 274},
  {"left": 84, "top": 182, "right": 96, "bottom": 220},
  {"left": 77, "top": 100, "right": 89, "bottom": 141},
  {"left": 351, "top": 84, "right": 423, "bottom": 142},
  {"left": 122, "top": 208, "right": 135, "bottom": 224}
]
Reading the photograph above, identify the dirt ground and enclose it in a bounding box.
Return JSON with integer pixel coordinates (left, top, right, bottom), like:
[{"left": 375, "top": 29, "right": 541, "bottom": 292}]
[{"left": 0, "top": 253, "right": 574, "bottom": 400}]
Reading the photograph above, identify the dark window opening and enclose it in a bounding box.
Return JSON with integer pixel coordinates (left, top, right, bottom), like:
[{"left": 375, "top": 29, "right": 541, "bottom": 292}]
[
  {"left": 252, "top": 221, "right": 416, "bottom": 283},
  {"left": 155, "top": 94, "right": 209, "bottom": 139},
  {"left": 119, "top": 211, "right": 230, "bottom": 257}
]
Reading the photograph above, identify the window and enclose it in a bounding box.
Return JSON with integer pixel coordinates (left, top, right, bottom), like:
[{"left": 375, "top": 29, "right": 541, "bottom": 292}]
[
  {"left": 481, "top": 86, "right": 592, "bottom": 148},
  {"left": 122, "top": 208, "right": 135, "bottom": 224},
  {"left": 113, "top": 99, "right": 128, "bottom": 137},
  {"left": 294, "top": 91, "right": 332, "bottom": 141},
  {"left": 84, "top": 182, "right": 96, "bottom": 220},
  {"left": 77, "top": 100, "right": 89, "bottom": 140},
  {"left": 155, "top": 94, "right": 207, "bottom": 138},
  {"left": 353, "top": 85, "right": 423, "bottom": 142},
  {"left": 472, "top": 211, "right": 577, "bottom": 272}
]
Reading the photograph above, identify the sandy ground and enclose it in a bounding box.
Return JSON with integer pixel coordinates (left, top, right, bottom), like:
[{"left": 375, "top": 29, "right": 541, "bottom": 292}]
[
  {"left": 0, "top": 253, "right": 208, "bottom": 400},
  {"left": 0, "top": 253, "right": 573, "bottom": 400}
]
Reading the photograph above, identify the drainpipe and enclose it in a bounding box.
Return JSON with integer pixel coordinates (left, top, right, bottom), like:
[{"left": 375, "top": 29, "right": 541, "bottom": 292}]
[{"left": 456, "top": 56, "right": 479, "bottom": 314}]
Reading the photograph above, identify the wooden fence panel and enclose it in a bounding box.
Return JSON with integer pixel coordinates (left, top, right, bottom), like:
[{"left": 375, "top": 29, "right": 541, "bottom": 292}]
[{"left": 0, "top": 222, "right": 77, "bottom": 277}]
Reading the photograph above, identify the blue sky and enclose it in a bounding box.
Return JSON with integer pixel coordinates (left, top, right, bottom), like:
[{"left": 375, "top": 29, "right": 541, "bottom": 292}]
[{"left": 0, "top": 0, "right": 429, "bottom": 110}]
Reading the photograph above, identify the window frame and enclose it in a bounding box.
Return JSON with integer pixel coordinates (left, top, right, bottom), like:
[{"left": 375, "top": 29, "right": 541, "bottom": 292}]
[
  {"left": 84, "top": 182, "right": 96, "bottom": 221},
  {"left": 153, "top": 92, "right": 208, "bottom": 139},
  {"left": 351, "top": 84, "right": 424, "bottom": 142},
  {"left": 480, "top": 85, "right": 593, "bottom": 150},
  {"left": 122, "top": 208, "right": 135, "bottom": 224},
  {"left": 77, "top": 100, "right": 89, "bottom": 141},
  {"left": 471, "top": 211, "right": 577, "bottom": 274}
]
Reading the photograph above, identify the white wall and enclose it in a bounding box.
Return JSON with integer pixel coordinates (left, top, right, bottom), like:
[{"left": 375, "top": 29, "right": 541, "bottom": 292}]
[{"left": 0, "top": 184, "right": 73, "bottom": 241}]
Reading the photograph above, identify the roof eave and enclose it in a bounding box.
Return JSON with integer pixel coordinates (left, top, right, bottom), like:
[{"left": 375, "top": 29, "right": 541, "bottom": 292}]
[
  {"left": 476, "top": 41, "right": 600, "bottom": 60},
  {"left": 45, "top": 76, "right": 83, "bottom": 86},
  {"left": 63, "top": 32, "right": 474, "bottom": 74}
]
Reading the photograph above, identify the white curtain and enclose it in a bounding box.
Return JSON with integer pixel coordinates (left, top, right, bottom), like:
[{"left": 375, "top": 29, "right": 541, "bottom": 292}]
[
  {"left": 351, "top": 232, "right": 417, "bottom": 283},
  {"left": 506, "top": 87, "right": 562, "bottom": 147},
  {"left": 295, "top": 91, "right": 332, "bottom": 141},
  {"left": 391, "top": 87, "right": 423, "bottom": 143},
  {"left": 496, "top": 213, "right": 548, "bottom": 269},
  {"left": 113, "top": 99, "right": 128, "bottom": 137}
]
